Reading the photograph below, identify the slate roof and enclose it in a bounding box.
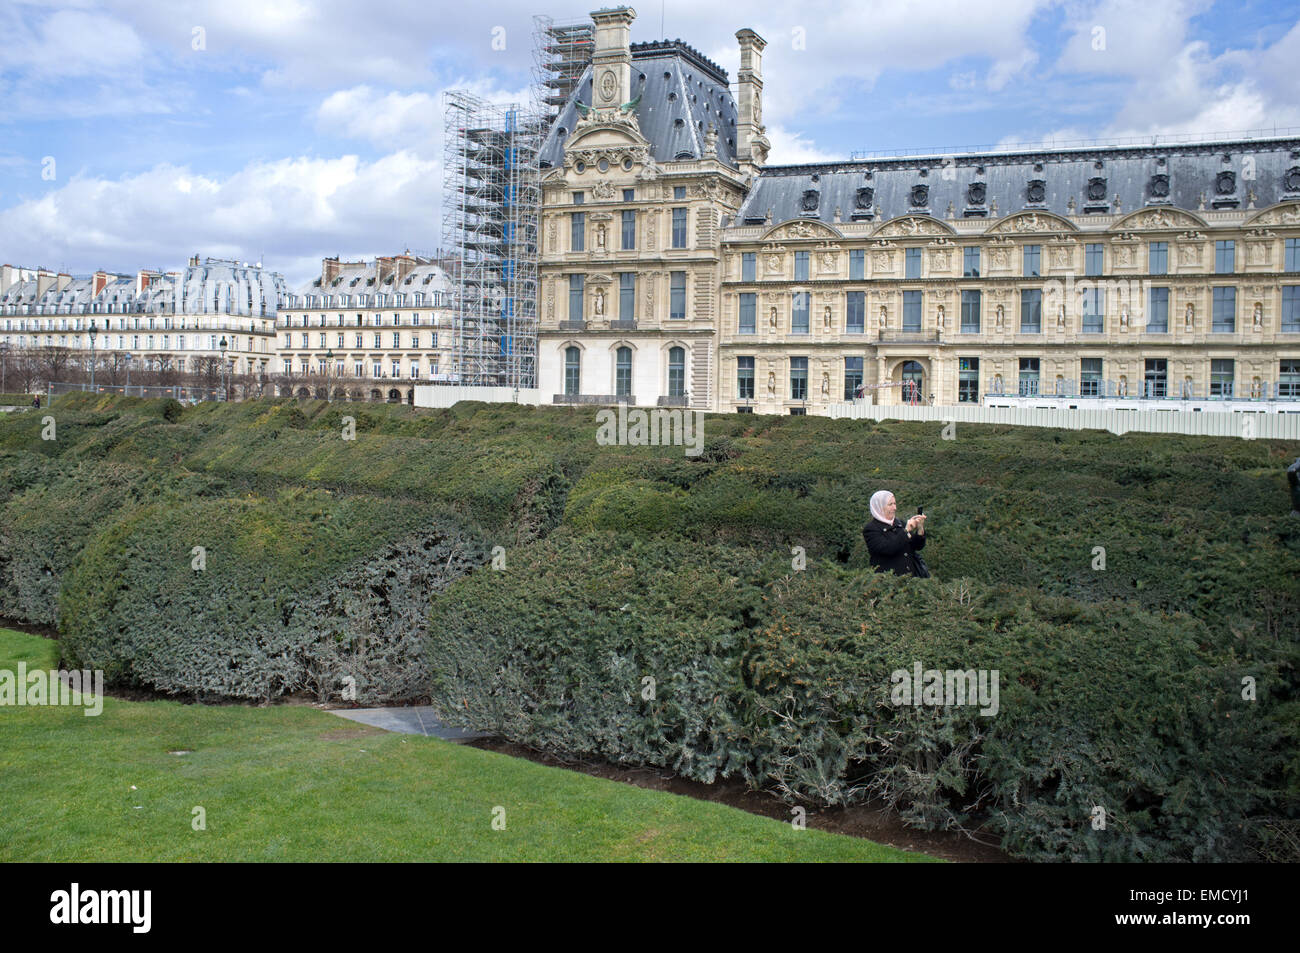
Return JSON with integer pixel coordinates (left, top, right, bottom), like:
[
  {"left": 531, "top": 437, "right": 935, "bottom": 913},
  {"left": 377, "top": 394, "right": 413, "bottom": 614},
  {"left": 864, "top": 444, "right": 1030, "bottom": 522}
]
[
  {"left": 539, "top": 39, "right": 740, "bottom": 169},
  {"left": 735, "top": 137, "right": 1300, "bottom": 227}
]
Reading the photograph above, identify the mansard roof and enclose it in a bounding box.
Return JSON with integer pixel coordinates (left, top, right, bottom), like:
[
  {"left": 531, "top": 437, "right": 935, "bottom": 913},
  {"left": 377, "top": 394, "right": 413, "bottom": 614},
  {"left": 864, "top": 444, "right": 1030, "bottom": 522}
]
[
  {"left": 736, "top": 137, "right": 1300, "bottom": 228},
  {"left": 539, "top": 40, "right": 740, "bottom": 170}
]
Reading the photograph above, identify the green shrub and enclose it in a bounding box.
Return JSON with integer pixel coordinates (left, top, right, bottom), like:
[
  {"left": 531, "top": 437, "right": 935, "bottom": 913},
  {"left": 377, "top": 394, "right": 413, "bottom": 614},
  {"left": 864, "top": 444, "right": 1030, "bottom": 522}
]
[{"left": 59, "top": 489, "right": 488, "bottom": 701}]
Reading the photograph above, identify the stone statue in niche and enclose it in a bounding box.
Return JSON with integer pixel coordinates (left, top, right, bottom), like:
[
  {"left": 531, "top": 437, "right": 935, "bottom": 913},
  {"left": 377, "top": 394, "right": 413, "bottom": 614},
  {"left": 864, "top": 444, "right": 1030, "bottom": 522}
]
[
  {"left": 936, "top": 305, "right": 944, "bottom": 330},
  {"left": 769, "top": 306, "right": 777, "bottom": 329},
  {"left": 1251, "top": 377, "right": 1262, "bottom": 398},
  {"left": 821, "top": 372, "right": 829, "bottom": 396},
  {"left": 992, "top": 373, "right": 1003, "bottom": 394},
  {"left": 1057, "top": 304, "right": 1066, "bottom": 330},
  {"left": 1120, "top": 308, "right": 1129, "bottom": 330},
  {"left": 767, "top": 370, "right": 776, "bottom": 397},
  {"left": 1118, "top": 375, "right": 1128, "bottom": 397},
  {"left": 878, "top": 305, "right": 887, "bottom": 329},
  {"left": 596, "top": 223, "right": 607, "bottom": 251},
  {"left": 824, "top": 305, "right": 831, "bottom": 329},
  {"left": 995, "top": 305, "right": 1005, "bottom": 330},
  {"left": 1253, "top": 302, "right": 1263, "bottom": 329},
  {"left": 1185, "top": 303, "right": 1194, "bottom": 331},
  {"left": 593, "top": 289, "right": 605, "bottom": 316}
]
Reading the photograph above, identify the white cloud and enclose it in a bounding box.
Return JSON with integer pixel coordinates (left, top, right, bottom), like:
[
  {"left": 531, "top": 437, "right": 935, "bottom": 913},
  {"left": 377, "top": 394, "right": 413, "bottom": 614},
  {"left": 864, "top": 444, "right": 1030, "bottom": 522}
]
[
  {"left": 0, "top": 151, "right": 441, "bottom": 285},
  {"left": 316, "top": 86, "right": 441, "bottom": 151},
  {"left": 765, "top": 125, "right": 837, "bottom": 165}
]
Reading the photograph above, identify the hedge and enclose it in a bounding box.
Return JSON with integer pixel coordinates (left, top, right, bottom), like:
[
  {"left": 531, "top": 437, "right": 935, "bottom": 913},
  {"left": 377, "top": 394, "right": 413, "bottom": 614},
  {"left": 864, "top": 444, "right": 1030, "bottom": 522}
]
[
  {"left": 58, "top": 488, "right": 488, "bottom": 702},
  {"left": 427, "top": 530, "right": 1296, "bottom": 862}
]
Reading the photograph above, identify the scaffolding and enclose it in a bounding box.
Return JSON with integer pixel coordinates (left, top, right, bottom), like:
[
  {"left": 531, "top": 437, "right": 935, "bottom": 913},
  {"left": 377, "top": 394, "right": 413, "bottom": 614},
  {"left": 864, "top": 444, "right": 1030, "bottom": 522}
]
[
  {"left": 442, "top": 91, "right": 541, "bottom": 388},
  {"left": 532, "top": 15, "right": 594, "bottom": 121}
]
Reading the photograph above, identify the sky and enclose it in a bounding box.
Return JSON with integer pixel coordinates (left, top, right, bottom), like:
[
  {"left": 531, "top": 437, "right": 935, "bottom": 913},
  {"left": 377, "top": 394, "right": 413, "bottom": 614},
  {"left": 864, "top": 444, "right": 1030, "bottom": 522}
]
[{"left": 1, "top": 0, "right": 1298, "bottom": 287}]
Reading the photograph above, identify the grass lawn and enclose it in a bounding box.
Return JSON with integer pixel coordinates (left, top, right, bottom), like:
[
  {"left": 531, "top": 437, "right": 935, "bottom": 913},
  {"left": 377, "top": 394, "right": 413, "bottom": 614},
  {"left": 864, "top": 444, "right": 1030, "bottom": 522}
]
[{"left": 0, "top": 629, "right": 937, "bottom": 862}]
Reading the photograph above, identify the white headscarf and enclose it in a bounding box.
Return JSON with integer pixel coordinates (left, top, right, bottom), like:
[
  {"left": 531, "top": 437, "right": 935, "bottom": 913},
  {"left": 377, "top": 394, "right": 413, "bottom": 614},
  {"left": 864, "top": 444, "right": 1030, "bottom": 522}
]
[{"left": 869, "top": 490, "right": 895, "bottom": 525}]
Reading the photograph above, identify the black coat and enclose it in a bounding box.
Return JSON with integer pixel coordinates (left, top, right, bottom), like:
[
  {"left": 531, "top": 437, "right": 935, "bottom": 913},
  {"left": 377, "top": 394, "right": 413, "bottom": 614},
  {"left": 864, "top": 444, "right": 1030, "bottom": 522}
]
[{"left": 863, "top": 517, "right": 926, "bottom": 576}]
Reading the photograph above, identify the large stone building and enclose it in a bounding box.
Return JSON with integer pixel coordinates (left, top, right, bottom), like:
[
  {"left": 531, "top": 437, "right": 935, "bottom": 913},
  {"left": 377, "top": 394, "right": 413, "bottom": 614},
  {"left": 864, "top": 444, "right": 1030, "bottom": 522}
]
[
  {"left": 279, "top": 253, "right": 457, "bottom": 402},
  {"left": 0, "top": 257, "right": 285, "bottom": 382},
  {"left": 538, "top": 6, "right": 1300, "bottom": 414}
]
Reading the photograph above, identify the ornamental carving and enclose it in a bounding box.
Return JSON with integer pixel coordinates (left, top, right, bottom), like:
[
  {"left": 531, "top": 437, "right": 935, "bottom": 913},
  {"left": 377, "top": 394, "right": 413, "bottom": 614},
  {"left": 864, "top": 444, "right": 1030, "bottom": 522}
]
[
  {"left": 1086, "top": 177, "right": 1107, "bottom": 201},
  {"left": 592, "top": 180, "right": 616, "bottom": 200},
  {"left": 874, "top": 216, "right": 948, "bottom": 238},
  {"left": 1149, "top": 173, "right": 1170, "bottom": 198},
  {"left": 1285, "top": 168, "right": 1300, "bottom": 193},
  {"left": 910, "top": 184, "right": 929, "bottom": 207},
  {"left": 1216, "top": 171, "right": 1236, "bottom": 195},
  {"left": 1248, "top": 203, "right": 1300, "bottom": 226},
  {"left": 988, "top": 211, "right": 1072, "bottom": 234},
  {"left": 1122, "top": 208, "right": 1201, "bottom": 230},
  {"left": 765, "top": 219, "right": 839, "bottom": 241},
  {"left": 856, "top": 187, "right": 874, "bottom": 209},
  {"left": 1026, "top": 179, "right": 1046, "bottom": 204},
  {"left": 967, "top": 182, "right": 987, "bottom": 205}
]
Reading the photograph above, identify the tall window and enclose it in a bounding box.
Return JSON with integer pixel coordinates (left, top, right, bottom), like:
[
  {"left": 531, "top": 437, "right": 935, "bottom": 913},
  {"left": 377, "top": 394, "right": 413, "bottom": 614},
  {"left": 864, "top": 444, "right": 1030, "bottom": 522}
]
[
  {"left": 1081, "top": 287, "right": 1105, "bottom": 333},
  {"left": 903, "top": 291, "right": 922, "bottom": 332},
  {"left": 1286, "top": 238, "right": 1300, "bottom": 272},
  {"left": 1149, "top": 241, "right": 1168, "bottom": 275},
  {"left": 1020, "top": 289, "right": 1041, "bottom": 333},
  {"left": 1148, "top": 287, "right": 1169, "bottom": 331},
  {"left": 1280, "top": 359, "right": 1300, "bottom": 398},
  {"left": 846, "top": 291, "right": 865, "bottom": 333},
  {"left": 668, "top": 346, "right": 685, "bottom": 398},
  {"left": 1144, "top": 358, "right": 1167, "bottom": 397},
  {"left": 737, "top": 356, "right": 755, "bottom": 399},
  {"left": 958, "top": 357, "right": 979, "bottom": 402},
  {"left": 961, "top": 290, "right": 981, "bottom": 333},
  {"left": 1212, "top": 287, "right": 1236, "bottom": 332},
  {"left": 1283, "top": 286, "right": 1300, "bottom": 332},
  {"left": 1215, "top": 240, "right": 1235, "bottom": 274},
  {"left": 789, "top": 357, "right": 808, "bottom": 400},
  {"left": 1210, "top": 358, "right": 1234, "bottom": 397},
  {"left": 671, "top": 208, "right": 687, "bottom": 248},
  {"left": 906, "top": 248, "right": 922, "bottom": 279},
  {"left": 1080, "top": 357, "right": 1103, "bottom": 397},
  {"left": 1018, "top": 357, "right": 1040, "bottom": 396},
  {"left": 844, "top": 357, "right": 863, "bottom": 399},
  {"left": 621, "top": 210, "right": 636, "bottom": 250},
  {"left": 794, "top": 251, "right": 809, "bottom": 281},
  {"left": 851, "top": 249, "right": 866, "bottom": 280},
  {"left": 670, "top": 272, "right": 686, "bottom": 319},
  {"left": 742, "top": 253, "right": 756, "bottom": 282},
  {"left": 619, "top": 273, "right": 635, "bottom": 321},
  {"left": 963, "top": 247, "right": 980, "bottom": 277},
  {"left": 739, "top": 293, "right": 756, "bottom": 334},
  {"left": 571, "top": 212, "right": 585, "bottom": 252},
  {"left": 1023, "top": 245, "right": 1041, "bottom": 277},
  {"left": 569, "top": 274, "right": 584, "bottom": 321},
  {"left": 791, "top": 292, "right": 809, "bottom": 334},
  {"left": 1085, "top": 243, "right": 1104, "bottom": 276},
  {"left": 615, "top": 346, "right": 632, "bottom": 397}
]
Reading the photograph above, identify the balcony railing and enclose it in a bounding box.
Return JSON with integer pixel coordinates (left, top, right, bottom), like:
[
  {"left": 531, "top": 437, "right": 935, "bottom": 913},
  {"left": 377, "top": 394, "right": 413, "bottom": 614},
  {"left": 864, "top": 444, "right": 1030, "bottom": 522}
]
[
  {"left": 552, "top": 393, "right": 636, "bottom": 405},
  {"left": 986, "top": 379, "right": 1299, "bottom": 400},
  {"left": 878, "top": 329, "right": 941, "bottom": 343}
]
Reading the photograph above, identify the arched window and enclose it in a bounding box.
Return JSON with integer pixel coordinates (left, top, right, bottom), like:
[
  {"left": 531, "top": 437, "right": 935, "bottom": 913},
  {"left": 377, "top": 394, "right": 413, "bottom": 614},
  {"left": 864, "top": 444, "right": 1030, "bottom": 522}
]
[
  {"left": 564, "top": 346, "right": 581, "bottom": 396},
  {"left": 668, "top": 346, "right": 685, "bottom": 398},
  {"left": 901, "top": 360, "right": 924, "bottom": 404},
  {"left": 615, "top": 346, "right": 632, "bottom": 397}
]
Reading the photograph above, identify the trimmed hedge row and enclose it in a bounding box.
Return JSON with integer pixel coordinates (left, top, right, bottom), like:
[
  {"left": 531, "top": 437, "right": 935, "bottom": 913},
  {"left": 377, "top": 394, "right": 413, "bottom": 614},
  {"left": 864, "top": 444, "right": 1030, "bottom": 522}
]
[
  {"left": 427, "top": 530, "right": 1296, "bottom": 862},
  {"left": 58, "top": 488, "right": 488, "bottom": 701}
]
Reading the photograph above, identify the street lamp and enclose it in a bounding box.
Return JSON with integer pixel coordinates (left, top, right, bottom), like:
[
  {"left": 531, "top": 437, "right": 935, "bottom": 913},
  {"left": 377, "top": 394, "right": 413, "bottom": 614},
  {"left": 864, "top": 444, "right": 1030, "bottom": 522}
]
[
  {"left": 124, "top": 352, "right": 132, "bottom": 394},
  {"left": 325, "top": 349, "right": 334, "bottom": 399},
  {"left": 1, "top": 340, "right": 9, "bottom": 393},
  {"left": 219, "top": 336, "right": 228, "bottom": 401},
  {"left": 88, "top": 320, "right": 98, "bottom": 390}
]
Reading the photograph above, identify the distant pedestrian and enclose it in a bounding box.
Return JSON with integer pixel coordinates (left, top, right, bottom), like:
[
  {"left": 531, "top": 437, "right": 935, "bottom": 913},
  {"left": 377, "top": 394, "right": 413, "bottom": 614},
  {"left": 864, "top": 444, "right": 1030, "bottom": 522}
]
[{"left": 32, "top": 394, "right": 40, "bottom": 409}]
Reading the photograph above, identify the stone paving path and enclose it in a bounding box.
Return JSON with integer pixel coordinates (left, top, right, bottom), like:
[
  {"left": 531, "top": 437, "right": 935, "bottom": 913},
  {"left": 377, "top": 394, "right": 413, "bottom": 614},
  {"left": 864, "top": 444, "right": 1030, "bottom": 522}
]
[{"left": 328, "top": 705, "right": 491, "bottom": 742}]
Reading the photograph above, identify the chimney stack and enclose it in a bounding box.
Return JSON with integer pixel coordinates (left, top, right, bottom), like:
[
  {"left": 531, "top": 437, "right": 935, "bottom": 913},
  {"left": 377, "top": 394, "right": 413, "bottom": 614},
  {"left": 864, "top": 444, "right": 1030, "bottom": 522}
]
[
  {"left": 590, "top": 7, "right": 636, "bottom": 111},
  {"left": 735, "top": 29, "right": 770, "bottom": 171},
  {"left": 93, "top": 270, "right": 109, "bottom": 297}
]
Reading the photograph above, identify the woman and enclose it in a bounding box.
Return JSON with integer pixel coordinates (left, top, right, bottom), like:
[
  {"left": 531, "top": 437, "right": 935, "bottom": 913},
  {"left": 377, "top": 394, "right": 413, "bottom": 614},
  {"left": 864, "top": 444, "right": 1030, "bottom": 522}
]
[{"left": 863, "top": 490, "right": 927, "bottom": 577}]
